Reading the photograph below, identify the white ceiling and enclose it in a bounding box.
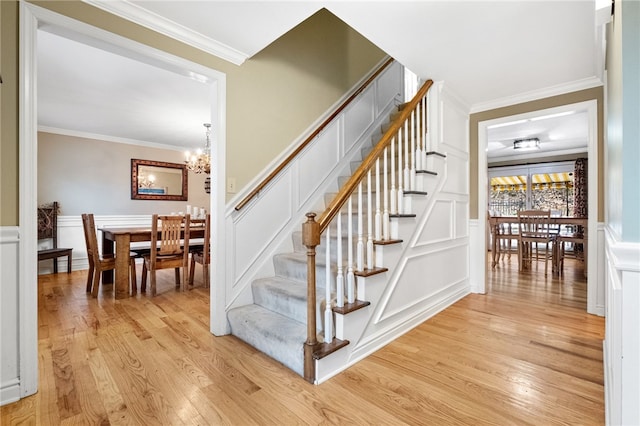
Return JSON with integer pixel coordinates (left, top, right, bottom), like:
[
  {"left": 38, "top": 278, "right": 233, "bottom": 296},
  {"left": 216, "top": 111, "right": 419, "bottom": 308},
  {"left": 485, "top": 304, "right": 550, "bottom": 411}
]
[{"left": 38, "top": 1, "right": 603, "bottom": 155}]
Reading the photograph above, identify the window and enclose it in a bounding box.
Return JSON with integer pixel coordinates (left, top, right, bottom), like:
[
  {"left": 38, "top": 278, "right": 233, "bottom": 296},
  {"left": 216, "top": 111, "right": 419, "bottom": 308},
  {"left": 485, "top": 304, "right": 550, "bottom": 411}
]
[{"left": 489, "top": 162, "right": 575, "bottom": 216}]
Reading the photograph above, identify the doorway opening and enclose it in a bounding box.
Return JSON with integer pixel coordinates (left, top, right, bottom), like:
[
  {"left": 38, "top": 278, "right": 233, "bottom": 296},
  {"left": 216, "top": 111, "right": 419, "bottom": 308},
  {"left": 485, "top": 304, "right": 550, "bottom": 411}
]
[
  {"left": 19, "top": 2, "right": 227, "bottom": 398},
  {"left": 476, "top": 100, "right": 599, "bottom": 315}
]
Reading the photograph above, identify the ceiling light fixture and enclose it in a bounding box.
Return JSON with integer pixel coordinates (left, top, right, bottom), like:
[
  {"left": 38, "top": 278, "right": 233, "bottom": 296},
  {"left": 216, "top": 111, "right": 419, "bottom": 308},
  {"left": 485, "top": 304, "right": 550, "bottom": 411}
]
[
  {"left": 529, "top": 111, "right": 575, "bottom": 121},
  {"left": 185, "top": 123, "right": 211, "bottom": 175},
  {"left": 513, "top": 137, "right": 540, "bottom": 150}
]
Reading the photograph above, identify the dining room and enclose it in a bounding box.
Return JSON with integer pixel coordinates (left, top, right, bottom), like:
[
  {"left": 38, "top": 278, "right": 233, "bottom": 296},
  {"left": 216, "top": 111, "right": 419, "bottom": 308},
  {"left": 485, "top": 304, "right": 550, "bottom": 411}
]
[
  {"left": 481, "top": 101, "right": 600, "bottom": 315},
  {"left": 35, "top": 26, "right": 214, "bottom": 297}
]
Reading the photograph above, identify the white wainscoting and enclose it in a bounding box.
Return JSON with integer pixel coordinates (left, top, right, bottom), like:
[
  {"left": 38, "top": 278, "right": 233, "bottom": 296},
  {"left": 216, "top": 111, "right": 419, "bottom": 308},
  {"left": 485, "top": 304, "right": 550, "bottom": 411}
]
[
  {"left": 38, "top": 215, "right": 153, "bottom": 275},
  {"left": 1, "top": 227, "right": 21, "bottom": 405},
  {"left": 315, "top": 81, "right": 473, "bottom": 383},
  {"left": 223, "top": 60, "right": 404, "bottom": 319},
  {"left": 604, "top": 228, "right": 640, "bottom": 426}
]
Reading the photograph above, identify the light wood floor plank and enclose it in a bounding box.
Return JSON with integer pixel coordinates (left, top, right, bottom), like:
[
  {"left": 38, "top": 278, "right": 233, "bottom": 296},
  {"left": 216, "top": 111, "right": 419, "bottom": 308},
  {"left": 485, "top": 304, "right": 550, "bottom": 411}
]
[{"left": 1, "top": 258, "right": 604, "bottom": 425}]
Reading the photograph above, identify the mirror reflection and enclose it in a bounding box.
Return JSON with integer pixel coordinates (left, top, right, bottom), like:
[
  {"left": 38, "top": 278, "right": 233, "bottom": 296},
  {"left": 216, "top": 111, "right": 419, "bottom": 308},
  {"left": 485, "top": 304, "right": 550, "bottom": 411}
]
[{"left": 131, "top": 159, "right": 188, "bottom": 201}]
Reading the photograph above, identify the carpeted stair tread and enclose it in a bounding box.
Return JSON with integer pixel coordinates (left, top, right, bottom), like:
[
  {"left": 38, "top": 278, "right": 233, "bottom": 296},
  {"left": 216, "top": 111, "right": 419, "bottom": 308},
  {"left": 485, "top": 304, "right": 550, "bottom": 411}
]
[
  {"left": 253, "top": 276, "right": 325, "bottom": 324},
  {"left": 274, "top": 252, "right": 335, "bottom": 288},
  {"left": 228, "top": 304, "right": 305, "bottom": 376}
]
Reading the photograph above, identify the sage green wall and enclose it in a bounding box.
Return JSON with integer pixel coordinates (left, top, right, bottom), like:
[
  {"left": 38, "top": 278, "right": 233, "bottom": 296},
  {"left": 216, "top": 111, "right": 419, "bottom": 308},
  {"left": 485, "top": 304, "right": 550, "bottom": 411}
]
[
  {"left": 0, "top": 1, "right": 19, "bottom": 226},
  {"left": 469, "top": 87, "right": 604, "bottom": 221},
  {"left": 0, "top": 2, "right": 385, "bottom": 225}
]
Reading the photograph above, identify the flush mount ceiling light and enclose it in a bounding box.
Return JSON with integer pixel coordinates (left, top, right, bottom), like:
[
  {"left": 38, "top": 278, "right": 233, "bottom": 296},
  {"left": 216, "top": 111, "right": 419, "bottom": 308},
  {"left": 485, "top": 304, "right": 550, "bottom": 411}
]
[{"left": 513, "top": 137, "right": 540, "bottom": 150}]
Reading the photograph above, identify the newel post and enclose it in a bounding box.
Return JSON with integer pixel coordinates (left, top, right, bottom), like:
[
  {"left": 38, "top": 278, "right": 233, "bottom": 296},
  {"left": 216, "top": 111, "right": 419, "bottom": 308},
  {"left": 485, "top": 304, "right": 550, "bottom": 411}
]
[{"left": 302, "top": 212, "right": 320, "bottom": 383}]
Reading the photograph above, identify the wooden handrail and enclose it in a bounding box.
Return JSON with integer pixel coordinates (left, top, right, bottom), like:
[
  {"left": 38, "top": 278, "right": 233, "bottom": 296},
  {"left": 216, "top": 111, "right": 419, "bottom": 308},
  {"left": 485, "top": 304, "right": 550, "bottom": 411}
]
[
  {"left": 234, "top": 57, "right": 395, "bottom": 212},
  {"left": 316, "top": 79, "right": 434, "bottom": 232},
  {"left": 301, "top": 78, "right": 433, "bottom": 382}
]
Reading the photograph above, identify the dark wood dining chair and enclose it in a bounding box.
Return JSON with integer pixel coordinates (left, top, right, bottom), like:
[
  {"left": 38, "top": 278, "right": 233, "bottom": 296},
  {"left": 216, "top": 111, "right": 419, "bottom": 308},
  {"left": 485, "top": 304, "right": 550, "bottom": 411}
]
[
  {"left": 38, "top": 202, "right": 73, "bottom": 273},
  {"left": 81, "top": 213, "right": 138, "bottom": 297},
  {"left": 517, "top": 209, "right": 554, "bottom": 276},
  {"left": 141, "top": 214, "right": 191, "bottom": 296},
  {"left": 189, "top": 214, "right": 210, "bottom": 288},
  {"left": 555, "top": 228, "right": 586, "bottom": 275}
]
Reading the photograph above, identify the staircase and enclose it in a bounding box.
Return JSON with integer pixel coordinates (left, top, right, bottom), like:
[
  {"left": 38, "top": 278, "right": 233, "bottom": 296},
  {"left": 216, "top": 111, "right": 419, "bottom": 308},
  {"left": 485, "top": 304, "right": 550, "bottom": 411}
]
[{"left": 227, "top": 87, "right": 449, "bottom": 381}]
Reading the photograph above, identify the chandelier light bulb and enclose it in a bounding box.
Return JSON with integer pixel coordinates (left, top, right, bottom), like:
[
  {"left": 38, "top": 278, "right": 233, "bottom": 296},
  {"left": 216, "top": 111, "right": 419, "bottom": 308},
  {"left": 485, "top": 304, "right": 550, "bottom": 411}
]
[{"left": 185, "top": 123, "right": 212, "bottom": 175}]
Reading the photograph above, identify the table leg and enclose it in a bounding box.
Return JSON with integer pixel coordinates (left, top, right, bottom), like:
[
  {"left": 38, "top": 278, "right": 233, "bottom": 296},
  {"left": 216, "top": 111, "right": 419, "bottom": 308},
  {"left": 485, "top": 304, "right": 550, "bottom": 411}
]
[
  {"left": 491, "top": 223, "right": 498, "bottom": 268},
  {"left": 583, "top": 224, "right": 588, "bottom": 278},
  {"left": 115, "top": 233, "right": 131, "bottom": 299},
  {"left": 102, "top": 234, "right": 114, "bottom": 284}
]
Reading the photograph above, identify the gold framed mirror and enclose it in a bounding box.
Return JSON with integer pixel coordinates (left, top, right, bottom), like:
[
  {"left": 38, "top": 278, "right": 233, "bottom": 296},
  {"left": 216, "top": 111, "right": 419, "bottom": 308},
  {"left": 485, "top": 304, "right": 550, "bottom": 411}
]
[{"left": 131, "top": 159, "right": 188, "bottom": 201}]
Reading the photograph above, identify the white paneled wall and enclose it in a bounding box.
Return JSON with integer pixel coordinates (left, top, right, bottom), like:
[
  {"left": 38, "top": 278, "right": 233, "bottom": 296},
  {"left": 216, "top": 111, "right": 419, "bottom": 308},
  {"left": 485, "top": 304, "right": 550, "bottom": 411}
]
[
  {"left": 224, "top": 61, "right": 404, "bottom": 319},
  {"left": 604, "top": 229, "right": 640, "bottom": 426},
  {"left": 315, "top": 82, "right": 472, "bottom": 382},
  {"left": 0, "top": 227, "right": 20, "bottom": 405}
]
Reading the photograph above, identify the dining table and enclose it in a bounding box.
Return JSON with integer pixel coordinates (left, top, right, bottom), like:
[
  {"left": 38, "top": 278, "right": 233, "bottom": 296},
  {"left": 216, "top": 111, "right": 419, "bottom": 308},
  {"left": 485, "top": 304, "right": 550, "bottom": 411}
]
[
  {"left": 100, "top": 225, "right": 205, "bottom": 299},
  {"left": 488, "top": 215, "right": 588, "bottom": 275}
]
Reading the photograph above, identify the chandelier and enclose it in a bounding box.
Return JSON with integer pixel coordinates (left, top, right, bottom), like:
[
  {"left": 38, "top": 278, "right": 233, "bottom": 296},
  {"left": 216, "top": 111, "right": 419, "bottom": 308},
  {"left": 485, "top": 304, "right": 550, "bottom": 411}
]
[
  {"left": 185, "top": 123, "right": 211, "bottom": 174},
  {"left": 138, "top": 173, "right": 156, "bottom": 188}
]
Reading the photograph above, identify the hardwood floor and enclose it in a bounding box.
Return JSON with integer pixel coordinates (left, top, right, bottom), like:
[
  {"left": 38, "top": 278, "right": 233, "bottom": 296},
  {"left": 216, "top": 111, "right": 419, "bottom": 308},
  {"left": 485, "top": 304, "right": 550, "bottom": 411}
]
[{"left": 2, "top": 257, "right": 604, "bottom": 425}]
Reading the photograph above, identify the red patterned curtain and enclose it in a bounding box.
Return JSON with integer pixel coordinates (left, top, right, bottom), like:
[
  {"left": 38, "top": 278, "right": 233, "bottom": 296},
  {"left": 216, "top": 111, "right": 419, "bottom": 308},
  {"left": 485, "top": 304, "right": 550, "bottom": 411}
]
[
  {"left": 573, "top": 158, "right": 588, "bottom": 217},
  {"left": 573, "top": 158, "right": 587, "bottom": 240}
]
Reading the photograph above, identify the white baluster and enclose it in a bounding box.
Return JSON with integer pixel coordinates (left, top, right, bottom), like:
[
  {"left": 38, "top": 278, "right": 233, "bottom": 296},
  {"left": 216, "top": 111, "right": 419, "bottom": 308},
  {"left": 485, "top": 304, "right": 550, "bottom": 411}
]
[
  {"left": 324, "top": 227, "right": 333, "bottom": 342},
  {"left": 336, "top": 211, "right": 344, "bottom": 308},
  {"left": 411, "top": 108, "right": 417, "bottom": 190},
  {"left": 383, "top": 147, "right": 390, "bottom": 240},
  {"left": 347, "top": 195, "right": 355, "bottom": 304},
  {"left": 375, "top": 158, "right": 382, "bottom": 241},
  {"left": 426, "top": 94, "right": 432, "bottom": 153},
  {"left": 415, "top": 101, "right": 425, "bottom": 170},
  {"left": 403, "top": 119, "right": 410, "bottom": 192},
  {"left": 367, "top": 169, "right": 374, "bottom": 270},
  {"left": 397, "top": 128, "right": 404, "bottom": 214},
  {"left": 357, "top": 182, "right": 364, "bottom": 272},
  {"left": 390, "top": 136, "right": 397, "bottom": 215},
  {"left": 421, "top": 96, "right": 427, "bottom": 169}
]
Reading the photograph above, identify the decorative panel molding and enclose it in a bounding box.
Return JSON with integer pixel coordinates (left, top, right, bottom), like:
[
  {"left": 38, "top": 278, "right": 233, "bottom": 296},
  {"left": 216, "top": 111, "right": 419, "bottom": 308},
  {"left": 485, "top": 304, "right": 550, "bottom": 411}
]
[
  {"left": 0, "top": 227, "right": 20, "bottom": 405},
  {"left": 344, "top": 89, "right": 375, "bottom": 153},
  {"left": 233, "top": 170, "right": 293, "bottom": 284},
  {"left": 442, "top": 153, "right": 469, "bottom": 195},
  {"left": 377, "top": 244, "right": 468, "bottom": 322},
  {"left": 441, "top": 93, "right": 469, "bottom": 153},
  {"left": 604, "top": 227, "right": 640, "bottom": 426},
  {"left": 417, "top": 200, "right": 453, "bottom": 245},
  {"left": 224, "top": 60, "right": 403, "bottom": 313},
  {"left": 298, "top": 122, "right": 340, "bottom": 207},
  {"left": 455, "top": 200, "right": 469, "bottom": 238}
]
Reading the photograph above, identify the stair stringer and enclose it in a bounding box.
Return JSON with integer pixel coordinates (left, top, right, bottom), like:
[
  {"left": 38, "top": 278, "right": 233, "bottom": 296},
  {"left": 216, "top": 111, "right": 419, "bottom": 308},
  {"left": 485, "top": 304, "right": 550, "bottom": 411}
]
[{"left": 316, "top": 154, "right": 472, "bottom": 383}]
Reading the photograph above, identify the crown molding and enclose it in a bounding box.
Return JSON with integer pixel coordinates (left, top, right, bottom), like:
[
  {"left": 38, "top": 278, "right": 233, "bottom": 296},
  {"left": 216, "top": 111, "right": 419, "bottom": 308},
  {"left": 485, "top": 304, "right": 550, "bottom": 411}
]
[
  {"left": 82, "top": 0, "right": 248, "bottom": 65},
  {"left": 38, "top": 126, "right": 185, "bottom": 152},
  {"left": 470, "top": 76, "right": 604, "bottom": 114}
]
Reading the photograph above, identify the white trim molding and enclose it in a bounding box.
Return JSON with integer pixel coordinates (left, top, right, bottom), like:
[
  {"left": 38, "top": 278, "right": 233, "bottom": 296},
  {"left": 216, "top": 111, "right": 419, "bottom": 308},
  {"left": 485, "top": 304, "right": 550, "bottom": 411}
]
[
  {"left": 82, "top": 0, "right": 248, "bottom": 65},
  {"left": 604, "top": 227, "right": 640, "bottom": 426},
  {"left": 471, "top": 76, "right": 603, "bottom": 114},
  {"left": 17, "top": 2, "right": 228, "bottom": 404},
  {"left": 0, "top": 227, "right": 21, "bottom": 405},
  {"left": 476, "top": 99, "right": 602, "bottom": 317}
]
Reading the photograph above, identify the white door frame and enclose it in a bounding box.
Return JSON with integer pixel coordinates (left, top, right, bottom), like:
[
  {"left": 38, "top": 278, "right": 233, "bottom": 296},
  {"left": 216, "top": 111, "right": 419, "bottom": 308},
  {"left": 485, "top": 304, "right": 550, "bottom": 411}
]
[
  {"left": 476, "top": 100, "right": 600, "bottom": 314},
  {"left": 19, "top": 2, "right": 228, "bottom": 398}
]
